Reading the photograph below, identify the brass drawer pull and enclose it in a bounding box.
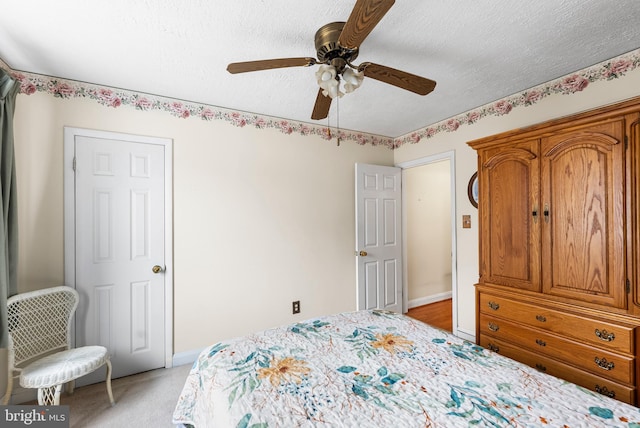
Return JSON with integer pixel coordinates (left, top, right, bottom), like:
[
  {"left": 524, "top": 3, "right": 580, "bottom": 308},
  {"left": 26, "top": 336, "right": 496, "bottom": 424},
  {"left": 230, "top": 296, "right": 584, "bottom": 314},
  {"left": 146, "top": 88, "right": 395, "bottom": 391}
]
[
  {"left": 487, "top": 343, "right": 499, "bottom": 353},
  {"left": 595, "top": 329, "right": 615, "bottom": 342},
  {"left": 535, "top": 339, "right": 546, "bottom": 347},
  {"left": 535, "top": 363, "right": 547, "bottom": 372},
  {"left": 535, "top": 315, "right": 547, "bottom": 322},
  {"left": 487, "top": 301, "right": 500, "bottom": 311},
  {"left": 488, "top": 322, "right": 500, "bottom": 332},
  {"left": 595, "top": 385, "right": 616, "bottom": 399},
  {"left": 594, "top": 357, "right": 615, "bottom": 371}
]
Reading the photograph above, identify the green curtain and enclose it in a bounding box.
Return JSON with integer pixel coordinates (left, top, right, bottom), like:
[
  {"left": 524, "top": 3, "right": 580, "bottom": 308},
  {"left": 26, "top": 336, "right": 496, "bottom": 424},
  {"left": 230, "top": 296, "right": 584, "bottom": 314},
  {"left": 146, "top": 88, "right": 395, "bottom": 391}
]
[{"left": 0, "top": 69, "right": 18, "bottom": 348}]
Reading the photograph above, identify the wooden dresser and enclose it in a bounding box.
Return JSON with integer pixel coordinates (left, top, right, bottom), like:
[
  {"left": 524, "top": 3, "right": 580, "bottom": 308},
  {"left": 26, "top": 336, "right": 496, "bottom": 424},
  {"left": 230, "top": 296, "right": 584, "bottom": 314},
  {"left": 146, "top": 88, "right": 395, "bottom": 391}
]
[{"left": 468, "top": 96, "right": 640, "bottom": 406}]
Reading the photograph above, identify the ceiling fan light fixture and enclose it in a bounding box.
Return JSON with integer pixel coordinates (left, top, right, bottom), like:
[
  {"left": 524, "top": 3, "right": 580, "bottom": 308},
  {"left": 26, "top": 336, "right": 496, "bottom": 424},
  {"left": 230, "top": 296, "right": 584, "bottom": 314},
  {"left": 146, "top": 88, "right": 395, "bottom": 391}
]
[
  {"left": 342, "top": 67, "right": 364, "bottom": 93},
  {"left": 324, "top": 80, "right": 342, "bottom": 99},
  {"left": 316, "top": 65, "right": 342, "bottom": 99},
  {"left": 316, "top": 64, "right": 363, "bottom": 99},
  {"left": 318, "top": 66, "right": 336, "bottom": 82}
]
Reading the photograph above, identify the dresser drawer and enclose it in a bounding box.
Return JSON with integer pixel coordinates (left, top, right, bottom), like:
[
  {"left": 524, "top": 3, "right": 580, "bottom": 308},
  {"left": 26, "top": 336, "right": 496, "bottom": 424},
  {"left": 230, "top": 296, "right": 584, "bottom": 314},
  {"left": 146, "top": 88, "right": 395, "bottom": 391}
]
[
  {"left": 479, "top": 335, "right": 636, "bottom": 405},
  {"left": 479, "top": 292, "right": 635, "bottom": 354},
  {"left": 479, "top": 314, "right": 634, "bottom": 384}
]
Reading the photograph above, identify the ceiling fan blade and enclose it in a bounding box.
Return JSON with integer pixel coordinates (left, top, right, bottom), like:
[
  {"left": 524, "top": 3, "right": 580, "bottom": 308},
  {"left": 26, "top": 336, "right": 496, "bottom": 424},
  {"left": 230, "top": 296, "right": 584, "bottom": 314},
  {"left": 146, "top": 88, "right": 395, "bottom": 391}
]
[
  {"left": 227, "top": 57, "right": 316, "bottom": 74},
  {"left": 338, "top": 0, "right": 395, "bottom": 50},
  {"left": 359, "top": 62, "right": 436, "bottom": 95},
  {"left": 311, "top": 88, "right": 332, "bottom": 120}
]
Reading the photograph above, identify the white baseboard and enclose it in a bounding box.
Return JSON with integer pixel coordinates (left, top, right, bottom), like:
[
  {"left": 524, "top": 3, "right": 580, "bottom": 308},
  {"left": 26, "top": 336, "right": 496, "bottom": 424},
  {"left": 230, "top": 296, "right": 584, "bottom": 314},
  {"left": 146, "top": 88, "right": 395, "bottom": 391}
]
[
  {"left": 173, "top": 348, "right": 204, "bottom": 367},
  {"left": 454, "top": 328, "right": 476, "bottom": 342},
  {"left": 407, "top": 291, "right": 452, "bottom": 309}
]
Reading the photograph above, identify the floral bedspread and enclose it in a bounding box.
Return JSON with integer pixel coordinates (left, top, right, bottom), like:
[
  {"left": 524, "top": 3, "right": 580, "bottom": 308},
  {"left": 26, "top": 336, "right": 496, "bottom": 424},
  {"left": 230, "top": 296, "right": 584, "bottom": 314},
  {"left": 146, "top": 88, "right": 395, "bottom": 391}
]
[{"left": 173, "top": 310, "right": 640, "bottom": 427}]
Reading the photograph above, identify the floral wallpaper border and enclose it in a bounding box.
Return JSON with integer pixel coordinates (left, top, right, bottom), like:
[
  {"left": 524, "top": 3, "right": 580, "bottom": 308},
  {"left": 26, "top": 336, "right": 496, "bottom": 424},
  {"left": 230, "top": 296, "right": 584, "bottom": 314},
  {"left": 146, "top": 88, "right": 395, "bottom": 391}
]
[
  {"left": 2, "top": 48, "right": 640, "bottom": 150},
  {"left": 394, "top": 48, "right": 640, "bottom": 148}
]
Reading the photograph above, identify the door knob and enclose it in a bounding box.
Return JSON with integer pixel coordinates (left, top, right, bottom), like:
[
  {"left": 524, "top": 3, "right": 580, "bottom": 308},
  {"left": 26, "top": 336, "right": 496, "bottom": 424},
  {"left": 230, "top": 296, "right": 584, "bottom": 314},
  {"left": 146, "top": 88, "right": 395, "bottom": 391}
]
[
  {"left": 359, "top": 251, "right": 368, "bottom": 257},
  {"left": 152, "top": 265, "right": 164, "bottom": 274}
]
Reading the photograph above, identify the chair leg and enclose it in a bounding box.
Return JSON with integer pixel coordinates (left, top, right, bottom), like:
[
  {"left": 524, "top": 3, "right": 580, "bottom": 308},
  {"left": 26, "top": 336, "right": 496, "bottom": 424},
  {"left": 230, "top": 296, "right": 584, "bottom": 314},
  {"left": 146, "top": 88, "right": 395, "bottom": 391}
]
[
  {"left": 38, "top": 385, "right": 63, "bottom": 406},
  {"left": 1, "top": 373, "right": 13, "bottom": 405},
  {"left": 66, "top": 379, "right": 75, "bottom": 395},
  {"left": 105, "top": 359, "right": 115, "bottom": 406}
]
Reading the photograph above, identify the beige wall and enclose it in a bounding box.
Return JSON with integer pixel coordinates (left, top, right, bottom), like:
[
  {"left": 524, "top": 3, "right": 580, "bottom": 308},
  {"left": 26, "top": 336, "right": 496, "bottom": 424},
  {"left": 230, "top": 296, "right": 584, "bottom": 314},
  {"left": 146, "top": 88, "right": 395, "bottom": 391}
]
[
  {"left": 405, "top": 160, "right": 452, "bottom": 302},
  {"left": 11, "top": 92, "right": 393, "bottom": 358},
  {"left": 4, "top": 61, "right": 640, "bottom": 399},
  {"left": 393, "top": 66, "right": 640, "bottom": 337}
]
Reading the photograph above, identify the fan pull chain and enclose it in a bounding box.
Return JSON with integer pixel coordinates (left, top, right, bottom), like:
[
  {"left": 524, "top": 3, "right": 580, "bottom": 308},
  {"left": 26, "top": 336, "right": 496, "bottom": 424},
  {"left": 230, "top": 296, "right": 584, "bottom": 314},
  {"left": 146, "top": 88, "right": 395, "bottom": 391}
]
[{"left": 336, "top": 95, "right": 341, "bottom": 147}]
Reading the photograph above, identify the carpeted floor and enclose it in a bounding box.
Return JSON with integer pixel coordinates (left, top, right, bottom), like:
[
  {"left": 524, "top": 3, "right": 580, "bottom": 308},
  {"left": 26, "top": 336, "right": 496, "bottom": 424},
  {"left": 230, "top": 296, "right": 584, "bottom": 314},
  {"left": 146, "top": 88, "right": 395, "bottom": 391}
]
[{"left": 56, "top": 363, "right": 192, "bottom": 427}]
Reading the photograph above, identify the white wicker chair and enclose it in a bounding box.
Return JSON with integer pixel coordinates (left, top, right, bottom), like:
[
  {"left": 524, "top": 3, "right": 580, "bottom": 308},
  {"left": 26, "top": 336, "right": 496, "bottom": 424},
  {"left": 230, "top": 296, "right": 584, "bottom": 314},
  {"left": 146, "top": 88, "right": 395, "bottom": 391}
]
[{"left": 2, "top": 286, "right": 115, "bottom": 406}]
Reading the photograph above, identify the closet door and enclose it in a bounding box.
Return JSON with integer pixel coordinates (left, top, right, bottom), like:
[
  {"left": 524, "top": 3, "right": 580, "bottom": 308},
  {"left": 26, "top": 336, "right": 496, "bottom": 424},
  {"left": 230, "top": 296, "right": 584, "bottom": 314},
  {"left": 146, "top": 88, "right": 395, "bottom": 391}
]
[
  {"left": 479, "top": 139, "right": 541, "bottom": 292},
  {"left": 540, "top": 120, "right": 626, "bottom": 309}
]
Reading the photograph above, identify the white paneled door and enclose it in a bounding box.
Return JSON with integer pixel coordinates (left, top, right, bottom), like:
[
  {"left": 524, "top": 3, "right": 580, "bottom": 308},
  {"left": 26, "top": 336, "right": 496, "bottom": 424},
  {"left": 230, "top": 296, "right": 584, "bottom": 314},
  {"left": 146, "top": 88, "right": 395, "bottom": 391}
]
[
  {"left": 70, "top": 133, "right": 168, "bottom": 382},
  {"left": 355, "top": 164, "right": 403, "bottom": 313}
]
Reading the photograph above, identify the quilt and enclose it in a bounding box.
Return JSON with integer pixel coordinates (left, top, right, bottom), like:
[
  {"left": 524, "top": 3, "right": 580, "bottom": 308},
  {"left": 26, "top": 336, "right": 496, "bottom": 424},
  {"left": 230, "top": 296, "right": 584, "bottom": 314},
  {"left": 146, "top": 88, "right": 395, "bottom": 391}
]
[{"left": 173, "top": 310, "right": 640, "bottom": 427}]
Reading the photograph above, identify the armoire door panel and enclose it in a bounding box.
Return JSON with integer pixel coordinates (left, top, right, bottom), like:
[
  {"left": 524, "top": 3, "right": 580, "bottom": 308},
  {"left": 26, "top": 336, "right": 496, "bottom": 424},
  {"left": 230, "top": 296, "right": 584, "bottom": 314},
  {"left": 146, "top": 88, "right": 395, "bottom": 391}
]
[
  {"left": 541, "top": 120, "right": 625, "bottom": 308},
  {"left": 631, "top": 118, "right": 640, "bottom": 310},
  {"left": 480, "top": 141, "right": 540, "bottom": 291}
]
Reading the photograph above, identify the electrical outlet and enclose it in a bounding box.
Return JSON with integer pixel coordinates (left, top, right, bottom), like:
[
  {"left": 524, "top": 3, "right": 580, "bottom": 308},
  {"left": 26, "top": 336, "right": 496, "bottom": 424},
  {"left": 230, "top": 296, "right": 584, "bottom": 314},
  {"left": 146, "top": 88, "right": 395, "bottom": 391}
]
[{"left": 292, "top": 300, "right": 300, "bottom": 314}]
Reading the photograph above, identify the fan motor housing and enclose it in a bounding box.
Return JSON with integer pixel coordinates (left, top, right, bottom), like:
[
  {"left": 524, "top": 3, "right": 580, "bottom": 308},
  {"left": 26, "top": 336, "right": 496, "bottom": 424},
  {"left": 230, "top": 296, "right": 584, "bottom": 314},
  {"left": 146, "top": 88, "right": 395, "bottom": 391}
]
[{"left": 315, "top": 22, "right": 359, "bottom": 65}]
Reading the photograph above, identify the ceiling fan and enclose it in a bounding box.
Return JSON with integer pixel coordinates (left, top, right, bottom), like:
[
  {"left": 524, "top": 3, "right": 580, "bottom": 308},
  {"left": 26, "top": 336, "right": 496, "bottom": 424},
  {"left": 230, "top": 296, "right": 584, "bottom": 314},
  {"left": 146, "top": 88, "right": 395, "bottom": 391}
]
[{"left": 226, "top": 0, "right": 436, "bottom": 120}]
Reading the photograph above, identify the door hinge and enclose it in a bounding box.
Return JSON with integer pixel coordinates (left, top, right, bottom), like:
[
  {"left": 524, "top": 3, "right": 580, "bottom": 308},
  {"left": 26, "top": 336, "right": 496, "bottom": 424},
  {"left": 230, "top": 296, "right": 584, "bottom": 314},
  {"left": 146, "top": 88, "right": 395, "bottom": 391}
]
[
  {"left": 72, "top": 156, "right": 76, "bottom": 172},
  {"left": 625, "top": 135, "right": 629, "bottom": 150},
  {"left": 627, "top": 279, "right": 631, "bottom": 294}
]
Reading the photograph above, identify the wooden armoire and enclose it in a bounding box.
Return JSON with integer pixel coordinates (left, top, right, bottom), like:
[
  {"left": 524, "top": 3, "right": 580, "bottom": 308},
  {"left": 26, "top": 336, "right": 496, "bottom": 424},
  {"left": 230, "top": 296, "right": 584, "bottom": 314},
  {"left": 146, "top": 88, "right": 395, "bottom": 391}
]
[{"left": 468, "top": 96, "right": 640, "bottom": 405}]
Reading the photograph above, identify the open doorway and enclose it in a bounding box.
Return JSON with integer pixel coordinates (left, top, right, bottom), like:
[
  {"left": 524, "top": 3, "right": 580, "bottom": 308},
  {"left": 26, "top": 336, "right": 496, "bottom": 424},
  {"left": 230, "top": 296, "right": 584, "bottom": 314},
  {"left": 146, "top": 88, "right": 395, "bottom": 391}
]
[{"left": 399, "top": 152, "right": 457, "bottom": 334}]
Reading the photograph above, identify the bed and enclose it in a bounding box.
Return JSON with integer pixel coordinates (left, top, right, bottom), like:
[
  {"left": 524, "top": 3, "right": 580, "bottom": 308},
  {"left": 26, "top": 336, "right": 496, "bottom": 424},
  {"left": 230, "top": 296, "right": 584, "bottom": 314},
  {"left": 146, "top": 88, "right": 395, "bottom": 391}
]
[{"left": 173, "top": 310, "right": 640, "bottom": 427}]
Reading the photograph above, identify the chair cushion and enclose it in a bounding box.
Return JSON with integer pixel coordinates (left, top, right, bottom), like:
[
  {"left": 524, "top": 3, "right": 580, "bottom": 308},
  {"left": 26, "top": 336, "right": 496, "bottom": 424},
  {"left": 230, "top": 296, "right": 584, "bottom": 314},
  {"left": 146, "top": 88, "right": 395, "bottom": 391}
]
[{"left": 20, "top": 346, "right": 109, "bottom": 388}]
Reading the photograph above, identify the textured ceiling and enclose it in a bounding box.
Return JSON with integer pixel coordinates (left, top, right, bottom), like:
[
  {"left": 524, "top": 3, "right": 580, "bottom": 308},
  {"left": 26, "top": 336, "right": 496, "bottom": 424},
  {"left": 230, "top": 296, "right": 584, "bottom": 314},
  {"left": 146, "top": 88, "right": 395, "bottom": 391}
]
[{"left": 1, "top": 1, "right": 639, "bottom": 137}]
